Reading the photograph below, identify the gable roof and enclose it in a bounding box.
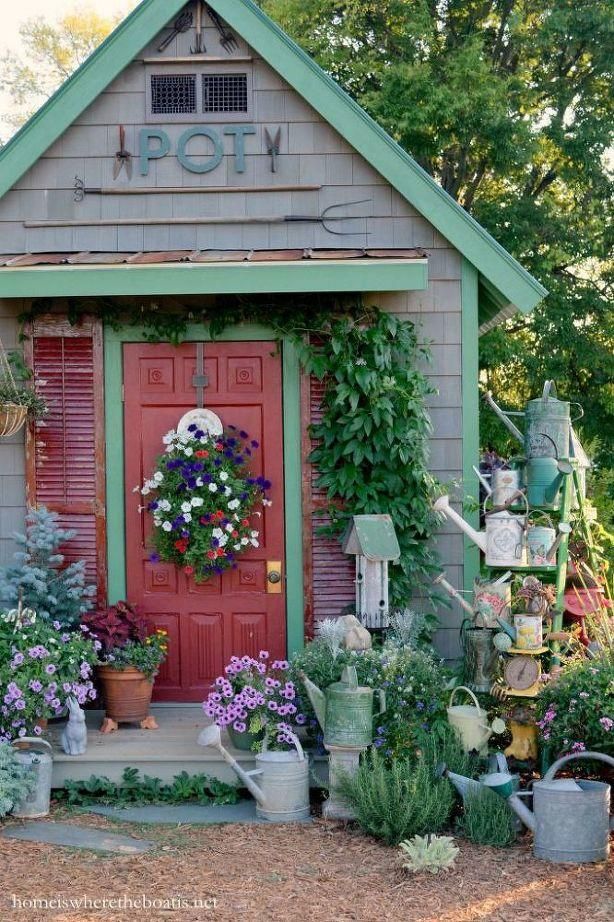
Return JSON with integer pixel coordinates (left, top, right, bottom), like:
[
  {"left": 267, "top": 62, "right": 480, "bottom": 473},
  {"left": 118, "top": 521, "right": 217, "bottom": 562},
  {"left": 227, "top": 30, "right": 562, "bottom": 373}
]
[{"left": 0, "top": 0, "right": 547, "bottom": 327}]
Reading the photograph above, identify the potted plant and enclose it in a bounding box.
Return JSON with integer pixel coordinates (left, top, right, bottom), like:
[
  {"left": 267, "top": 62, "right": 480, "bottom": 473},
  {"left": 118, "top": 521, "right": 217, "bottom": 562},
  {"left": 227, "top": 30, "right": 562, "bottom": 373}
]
[
  {"left": 203, "top": 651, "right": 307, "bottom": 751},
  {"left": 0, "top": 346, "right": 47, "bottom": 437},
  {"left": 0, "top": 605, "right": 98, "bottom": 741},
  {"left": 82, "top": 601, "right": 168, "bottom": 733}
]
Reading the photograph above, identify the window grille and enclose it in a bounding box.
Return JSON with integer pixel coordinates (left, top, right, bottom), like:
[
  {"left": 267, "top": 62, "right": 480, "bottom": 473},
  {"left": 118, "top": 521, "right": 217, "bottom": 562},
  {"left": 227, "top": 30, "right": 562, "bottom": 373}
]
[
  {"left": 150, "top": 74, "right": 197, "bottom": 114},
  {"left": 202, "top": 74, "right": 248, "bottom": 113}
]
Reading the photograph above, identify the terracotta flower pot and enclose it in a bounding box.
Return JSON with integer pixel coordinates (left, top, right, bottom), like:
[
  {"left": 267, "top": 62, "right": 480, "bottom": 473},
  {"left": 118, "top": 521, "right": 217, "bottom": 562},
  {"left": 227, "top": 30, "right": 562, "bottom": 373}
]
[{"left": 97, "top": 665, "right": 153, "bottom": 723}]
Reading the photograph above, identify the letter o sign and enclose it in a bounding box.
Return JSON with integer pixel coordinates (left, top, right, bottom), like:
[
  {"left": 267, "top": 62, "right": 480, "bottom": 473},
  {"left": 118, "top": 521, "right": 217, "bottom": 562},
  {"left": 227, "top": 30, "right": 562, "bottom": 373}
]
[{"left": 177, "top": 127, "right": 224, "bottom": 174}]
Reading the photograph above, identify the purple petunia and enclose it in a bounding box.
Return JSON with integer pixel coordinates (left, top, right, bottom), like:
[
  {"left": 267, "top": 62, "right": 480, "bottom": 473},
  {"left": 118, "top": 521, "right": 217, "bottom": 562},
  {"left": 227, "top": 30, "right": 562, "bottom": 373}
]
[{"left": 45, "top": 664, "right": 57, "bottom": 675}]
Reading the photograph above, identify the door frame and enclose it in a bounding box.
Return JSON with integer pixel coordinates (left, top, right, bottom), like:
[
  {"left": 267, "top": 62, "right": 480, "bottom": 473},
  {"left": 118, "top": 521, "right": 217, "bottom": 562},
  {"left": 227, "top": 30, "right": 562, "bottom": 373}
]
[{"left": 103, "top": 322, "right": 304, "bottom": 657}]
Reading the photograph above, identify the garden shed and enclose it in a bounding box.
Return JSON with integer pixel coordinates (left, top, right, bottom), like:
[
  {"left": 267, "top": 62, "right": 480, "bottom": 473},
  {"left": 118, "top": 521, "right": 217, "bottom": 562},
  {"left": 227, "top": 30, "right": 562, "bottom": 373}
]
[{"left": 0, "top": 0, "right": 546, "bottom": 702}]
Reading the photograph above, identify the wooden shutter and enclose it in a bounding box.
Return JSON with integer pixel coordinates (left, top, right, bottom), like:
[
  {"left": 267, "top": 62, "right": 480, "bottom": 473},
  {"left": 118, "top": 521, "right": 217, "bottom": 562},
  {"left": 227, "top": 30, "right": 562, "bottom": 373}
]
[
  {"left": 25, "top": 316, "right": 106, "bottom": 604},
  {"left": 304, "top": 374, "right": 355, "bottom": 631}
]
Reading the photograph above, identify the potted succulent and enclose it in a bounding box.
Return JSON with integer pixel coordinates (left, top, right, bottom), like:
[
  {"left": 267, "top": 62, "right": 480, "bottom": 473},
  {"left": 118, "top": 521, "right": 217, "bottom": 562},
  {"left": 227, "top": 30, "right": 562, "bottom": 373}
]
[
  {"left": 82, "top": 601, "right": 168, "bottom": 733},
  {"left": 203, "top": 651, "right": 307, "bottom": 751},
  {"left": 0, "top": 605, "right": 98, "bottom": 741}
]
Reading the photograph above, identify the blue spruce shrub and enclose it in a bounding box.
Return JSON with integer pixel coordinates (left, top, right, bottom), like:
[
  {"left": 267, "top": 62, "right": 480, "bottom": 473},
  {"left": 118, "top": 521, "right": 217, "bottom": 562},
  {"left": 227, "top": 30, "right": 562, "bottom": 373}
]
[{"left": 0, "top": 507, "right": 96, "bottom": 627}]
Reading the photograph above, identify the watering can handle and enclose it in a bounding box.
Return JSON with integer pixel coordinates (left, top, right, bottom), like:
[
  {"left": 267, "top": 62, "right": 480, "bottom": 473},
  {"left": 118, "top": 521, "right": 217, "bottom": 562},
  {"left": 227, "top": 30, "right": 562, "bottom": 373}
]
[
  {"left": 543, "top": 750, "right": 614, "bottom": 782},
  {"left": 570, "top": 403, "right": 584, "bottom": 423},
  {"left": 448, "top": 685, "right": 481, "bottom": 711},
  {"left": 542, "top": 380, "right": 557, "bottom": 400},
  {"left": 11, "top": 737, "right": 53, "bottom": 752},
  {"left": 377, "top": 689, "right": 386, "bottom": 716}
]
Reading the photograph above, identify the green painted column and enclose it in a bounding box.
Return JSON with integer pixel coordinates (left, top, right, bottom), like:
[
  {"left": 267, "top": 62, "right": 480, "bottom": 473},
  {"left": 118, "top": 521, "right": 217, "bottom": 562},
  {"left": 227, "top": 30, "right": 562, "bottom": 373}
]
[{"left": 461, "top": 258, "right": 481, "bottom": 592}]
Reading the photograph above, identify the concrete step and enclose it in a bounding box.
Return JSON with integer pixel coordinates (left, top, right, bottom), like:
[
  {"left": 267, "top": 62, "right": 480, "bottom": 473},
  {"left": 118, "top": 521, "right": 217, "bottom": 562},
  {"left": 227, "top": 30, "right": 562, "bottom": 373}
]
[{"left": 48, "top": 705, "right": 327, "bottom": 788}]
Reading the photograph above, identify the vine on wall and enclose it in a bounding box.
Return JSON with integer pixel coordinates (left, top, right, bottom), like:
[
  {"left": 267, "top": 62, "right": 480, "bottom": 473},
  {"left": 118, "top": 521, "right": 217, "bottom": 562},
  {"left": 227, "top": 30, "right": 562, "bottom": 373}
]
[{"left": 23, "top": 296, "right": 440, "bottom": 611}]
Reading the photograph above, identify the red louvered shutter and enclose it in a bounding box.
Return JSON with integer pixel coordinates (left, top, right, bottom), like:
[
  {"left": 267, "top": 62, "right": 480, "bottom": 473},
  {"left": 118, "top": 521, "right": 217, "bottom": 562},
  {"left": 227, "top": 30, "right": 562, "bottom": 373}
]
[
  {"left": 25, "top": 316, "right": 106, "bottom": 604},
  {"left": 307, "top": 374, "right": 355, "bottom": 626}
]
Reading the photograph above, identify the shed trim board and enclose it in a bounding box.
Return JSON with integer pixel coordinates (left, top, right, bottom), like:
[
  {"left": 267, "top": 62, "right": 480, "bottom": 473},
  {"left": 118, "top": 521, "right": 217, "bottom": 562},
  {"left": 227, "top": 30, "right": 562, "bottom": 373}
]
[
  {"left": 104, "top": 322, "right": 305, "bottom": 658},
  {"left": 461, "top": 258, "right": 481, "bottom": 593},
  {"left": 0, "top": 0, "right": 546, "bottom": 328},
  {"left": 0, "top": 259, "right": 428, "bottom": 299}
]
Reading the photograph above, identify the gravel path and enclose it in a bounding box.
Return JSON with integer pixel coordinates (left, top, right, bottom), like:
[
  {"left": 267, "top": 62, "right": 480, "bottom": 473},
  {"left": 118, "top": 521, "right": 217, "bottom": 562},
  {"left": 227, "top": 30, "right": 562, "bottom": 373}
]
[{"left": 1, "top": 812, "right": 612, "bottom": 921}]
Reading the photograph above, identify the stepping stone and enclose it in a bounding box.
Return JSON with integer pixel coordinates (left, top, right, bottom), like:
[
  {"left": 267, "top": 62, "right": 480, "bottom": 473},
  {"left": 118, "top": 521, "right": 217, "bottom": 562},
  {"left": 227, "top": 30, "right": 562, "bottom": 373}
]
[
  {"left": 3, "top": 821, "right": 153, "bottom": 854},
  {"left": 82, "top": 801, "right": 312, "bottom": 825}
]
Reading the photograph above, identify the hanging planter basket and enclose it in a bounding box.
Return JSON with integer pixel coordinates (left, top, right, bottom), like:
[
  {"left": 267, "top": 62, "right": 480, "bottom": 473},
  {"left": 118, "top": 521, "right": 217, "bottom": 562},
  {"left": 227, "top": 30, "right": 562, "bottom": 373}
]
[{"left": 0, "top": 402, "right": 28, "bottom": 437}]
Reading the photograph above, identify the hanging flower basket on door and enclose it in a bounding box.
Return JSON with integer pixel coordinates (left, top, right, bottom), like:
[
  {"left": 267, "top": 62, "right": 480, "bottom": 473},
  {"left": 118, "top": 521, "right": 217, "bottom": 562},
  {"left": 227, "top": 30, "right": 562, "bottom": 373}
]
[
  {"left": 0, "top": 337, "right": 48, "bottom": 437},
  {"left": 137, "top": 425, "right": 272, "bottom": 581}
]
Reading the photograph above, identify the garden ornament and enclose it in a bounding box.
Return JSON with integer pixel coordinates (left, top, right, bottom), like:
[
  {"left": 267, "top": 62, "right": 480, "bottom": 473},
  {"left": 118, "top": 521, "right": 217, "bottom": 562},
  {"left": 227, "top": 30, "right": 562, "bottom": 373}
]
[
  {"left": 60, "top": 696, "right": 88, "bottom": 756},
  {"left": 10, "top": 738, "right": 53, "bottom": 818},
  {"left": 338, "top": 614, "right": 372, "bottom": 651},
  {"left": 300, "top": 665, "right": 385, "bottom": 819},
  {"left": 508, "top": 751, "right": 614, "bottom": 863},
  {"left": 197, "top": 723, "right": 309, "bottom": 822},
  {"left": 484, "top": 381, "right": 583, "bottom": 460},
  {"left": 433, "top": 494, "right": 528, "bottom": 568},
  {"left": 446, "top": 686, "right": 506, "bottom": 755},
  {"left": 342, "top": 514, "right": 401, "bottom": 629}
]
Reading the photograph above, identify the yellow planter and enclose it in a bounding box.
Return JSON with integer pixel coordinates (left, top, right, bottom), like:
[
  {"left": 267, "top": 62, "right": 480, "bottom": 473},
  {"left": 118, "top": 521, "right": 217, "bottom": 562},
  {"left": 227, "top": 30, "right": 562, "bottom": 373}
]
[{"left": 505, "top": 719, "right": 538, "bottom": 761}]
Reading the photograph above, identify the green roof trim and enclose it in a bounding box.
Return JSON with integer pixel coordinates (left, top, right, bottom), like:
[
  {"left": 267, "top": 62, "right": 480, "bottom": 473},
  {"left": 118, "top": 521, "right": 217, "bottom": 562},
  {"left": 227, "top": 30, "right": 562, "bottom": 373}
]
[{"left": 0, "top": 0, "right": 546, "bottom": 322}]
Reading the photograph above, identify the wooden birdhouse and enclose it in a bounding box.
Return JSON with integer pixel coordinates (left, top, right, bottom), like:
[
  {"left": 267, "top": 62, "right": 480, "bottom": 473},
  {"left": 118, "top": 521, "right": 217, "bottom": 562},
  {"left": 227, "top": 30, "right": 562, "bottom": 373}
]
[{"left": 341, "top": 515, "right": 401, "bottom": 629}]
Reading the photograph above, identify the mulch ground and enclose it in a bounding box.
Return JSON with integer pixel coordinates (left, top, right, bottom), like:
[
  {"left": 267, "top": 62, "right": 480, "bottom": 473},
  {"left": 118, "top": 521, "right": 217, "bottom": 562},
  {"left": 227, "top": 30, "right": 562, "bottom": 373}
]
[{"left": 0, "top": 809, "right": 612, "bottom": 922}]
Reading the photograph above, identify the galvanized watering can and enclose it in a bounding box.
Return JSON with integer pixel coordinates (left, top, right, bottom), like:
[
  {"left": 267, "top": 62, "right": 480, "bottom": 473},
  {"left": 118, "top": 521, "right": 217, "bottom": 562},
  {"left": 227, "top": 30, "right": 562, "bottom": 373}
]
[
  {"left": 460, "top": 625, "right": 498, "bottom": 692},
  {"left": 299, "top": 665, "right": 385, "bottom": 750},
  {"left": 433, "top": 494, "right": 528, "bottom": 568},
  {"left": 198, "top": 723, "right": 310, "bottom": 822},
  {"left": 526, "top": 520, "right": 571, "bottom": 569},
  {"left": 11, "top": 737, "right": 53, "bottom": 818},
  {"left": 446, "top": 686, "right": 506, "bottom": 755},
  {"left": 485, "top": 381, "right": 583, "bottom": 460},
  {"left": 508, "top": 751, "right": 614, "bottom": 863}
]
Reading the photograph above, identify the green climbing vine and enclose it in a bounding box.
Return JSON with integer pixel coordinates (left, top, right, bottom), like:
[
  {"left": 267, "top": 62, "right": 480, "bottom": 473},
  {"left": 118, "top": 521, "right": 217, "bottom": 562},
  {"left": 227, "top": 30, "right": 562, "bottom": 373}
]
[{"left": 21, "top": 295, "right": 440, "bottom": 613}]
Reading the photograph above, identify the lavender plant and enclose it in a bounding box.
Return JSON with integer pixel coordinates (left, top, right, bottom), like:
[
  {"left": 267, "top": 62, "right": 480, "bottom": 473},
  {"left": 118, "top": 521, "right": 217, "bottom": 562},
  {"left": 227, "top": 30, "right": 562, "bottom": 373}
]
[{"left": 0, "top": 507, "right": 96, "bottom": 627}]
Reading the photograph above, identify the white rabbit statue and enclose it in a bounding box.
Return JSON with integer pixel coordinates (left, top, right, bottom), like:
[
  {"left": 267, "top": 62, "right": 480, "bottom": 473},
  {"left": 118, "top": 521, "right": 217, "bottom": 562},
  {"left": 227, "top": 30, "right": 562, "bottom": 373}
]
[{"left": 60, "top": 696, "right": 88, "bottom": 755}]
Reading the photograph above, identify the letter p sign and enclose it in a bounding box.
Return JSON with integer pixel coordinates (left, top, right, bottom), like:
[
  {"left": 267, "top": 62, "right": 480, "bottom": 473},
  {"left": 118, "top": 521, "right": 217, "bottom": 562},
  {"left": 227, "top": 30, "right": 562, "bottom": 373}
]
[{"left": 139, "top": 129, "right": 171, "bottom": 176}]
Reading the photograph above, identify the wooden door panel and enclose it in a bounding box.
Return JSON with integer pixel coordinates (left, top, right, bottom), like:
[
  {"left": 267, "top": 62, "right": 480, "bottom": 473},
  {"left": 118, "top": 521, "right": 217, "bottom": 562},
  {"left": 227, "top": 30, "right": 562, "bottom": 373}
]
[{"left": 124, "top": 341, "right": 285, "bottom": 701}]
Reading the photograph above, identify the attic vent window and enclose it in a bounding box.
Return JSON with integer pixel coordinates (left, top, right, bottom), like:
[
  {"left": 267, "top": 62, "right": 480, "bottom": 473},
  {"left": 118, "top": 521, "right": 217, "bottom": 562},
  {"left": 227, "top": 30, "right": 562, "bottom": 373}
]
[
  {"left": 151, "top": 74, "right": 196, "bottom": 114},
  {"left": 202, "top": 74, "right": 248, "bottom": 113}
]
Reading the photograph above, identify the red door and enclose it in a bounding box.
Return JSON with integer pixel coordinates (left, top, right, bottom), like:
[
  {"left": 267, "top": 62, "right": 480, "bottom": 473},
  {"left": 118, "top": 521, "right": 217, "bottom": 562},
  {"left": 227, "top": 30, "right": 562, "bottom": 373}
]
[{"left": 123, "top": 341, "right": 286, "bottom": 701}]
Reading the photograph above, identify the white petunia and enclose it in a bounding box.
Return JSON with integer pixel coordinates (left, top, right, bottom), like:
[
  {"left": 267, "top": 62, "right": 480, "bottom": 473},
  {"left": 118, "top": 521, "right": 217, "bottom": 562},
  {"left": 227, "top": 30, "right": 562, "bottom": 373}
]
[
  {"left": 212, "top": 528, "right": 223, "bottom": 539},
  {"left": 181, "top": 501, "right": 192, "bottom": 513},
  {"left": 162, "top": 431, "right": 175, "bottom": 445},
  {"left": 224, "top": 486, "right": 232, "bottom": 496},
  {"left": 225, "top": 523, "right": 234, "bottom": 533},
  {"left": 228, "top": 499, "right": 240, "bottom": 510},
  {"left": 250, "top": 530, "right": 258, "bottom": 538},
  {"left": 162, "top": 521, "right": 172, "bottom": 532},
  {"left": 250, "top": 538, "right": 259, "bottom": 548},
  {"left": 233, "top": 543, "right": 242, "bottom": 551},
  {"left": 153, "top": 518, "right": 162, "bottom": 527},
  {"left": 191, "top": 497, "right": 204, "bottom": 507},
  {"left": 183, "top": 513, "right": 192, "bottom": 523},
  {"left": 263, "top": 499, "right": 273, "bottom": 507},
  {"left": 141, "top": 486, "right": 150, "bottom": 495},
  {"left": 184, "top": 447, "right": 193, "bottom": 457},
  {"left": 240, "top": 537, "right": 249, "bottom": 546},
  {"left": 219, "top": 534, "right": 228, "bottom": 547},
  {"left": 219, "top": 471, "right": 229, "bottom": 482},
  {"left": 159, "top": 499, "right": 171, "bottom": 512},
  {"left": 208, "top": 483, "right": 218, "bottom": 493},
  {"left": 153, "top": 471, "right": 164, "bottom": 483},
  {"left": 195, "top": 477, "right": 203, "bottom": 487}
]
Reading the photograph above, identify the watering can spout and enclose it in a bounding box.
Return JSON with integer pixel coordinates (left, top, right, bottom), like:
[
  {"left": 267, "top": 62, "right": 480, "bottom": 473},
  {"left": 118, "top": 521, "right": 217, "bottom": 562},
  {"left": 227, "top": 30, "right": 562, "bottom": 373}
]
[
  {"left": 197, "top": 723, "right": 266, "bottom": 806},
  {"left": 496, "top": 617, "right": 517, "bottom": 642},
  {"left": 433, "top": 573, "right": 475, "bottom": 616},
  {"left": 438, "top": 764, "right": 484, "bottom": 802},
  {"left": 433, "top": 495, "right": 488, "bottom": 553},
  {"left": 544, "top": 460, "right": 573, "bottom": 504},
  {"left": 507, "top": 792, "right": 536, "bottom": 832},
  {"left": 483, "top": 392, "right": 524, "bottom": 444},
  {"left": 472, "top": 465, "right": 492, "bottom": 496},
  {"left": 298, "top": 671, "right": 327, "bottom": 731}
]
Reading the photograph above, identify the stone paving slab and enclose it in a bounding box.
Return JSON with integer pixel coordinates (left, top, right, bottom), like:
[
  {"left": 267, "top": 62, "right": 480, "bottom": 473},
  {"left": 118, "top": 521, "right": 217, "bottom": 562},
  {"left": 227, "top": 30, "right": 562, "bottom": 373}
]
[
  {"left": 82, "top": 801, "right": 313, "bottom": 825},
  {"left": 3, "top": 821, "right": 154, "bottom": 854}
]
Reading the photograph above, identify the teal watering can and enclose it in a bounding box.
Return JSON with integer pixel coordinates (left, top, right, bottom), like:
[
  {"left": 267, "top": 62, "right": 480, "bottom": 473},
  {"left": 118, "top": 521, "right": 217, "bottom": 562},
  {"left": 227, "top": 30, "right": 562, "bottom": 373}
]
[{"left": 526, "top": 433, "right": 573, "bottom": 510}]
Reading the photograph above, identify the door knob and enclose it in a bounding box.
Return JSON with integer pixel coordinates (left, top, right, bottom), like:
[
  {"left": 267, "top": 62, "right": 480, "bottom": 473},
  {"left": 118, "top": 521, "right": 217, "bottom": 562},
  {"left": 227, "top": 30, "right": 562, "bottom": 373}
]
[{"left": 266, "top": 561, "right": 282, "bottom": 593}]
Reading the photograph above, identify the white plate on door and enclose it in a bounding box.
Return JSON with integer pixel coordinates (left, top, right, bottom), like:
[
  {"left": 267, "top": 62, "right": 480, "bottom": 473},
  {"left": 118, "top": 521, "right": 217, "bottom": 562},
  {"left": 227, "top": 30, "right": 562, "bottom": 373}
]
[{"left": 177, "top": 408, "right": 223, "bottom": 438}]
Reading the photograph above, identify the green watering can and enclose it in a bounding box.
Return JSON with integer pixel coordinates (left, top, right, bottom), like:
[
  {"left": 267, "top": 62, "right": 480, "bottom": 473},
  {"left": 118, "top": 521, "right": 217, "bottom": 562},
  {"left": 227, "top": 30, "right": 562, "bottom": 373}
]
[
  {"left": 299, "top": 665, "right": 385, "bottom": 750},
  {"left": 526, "top": 433, "right": 573, "bottom": 510}
]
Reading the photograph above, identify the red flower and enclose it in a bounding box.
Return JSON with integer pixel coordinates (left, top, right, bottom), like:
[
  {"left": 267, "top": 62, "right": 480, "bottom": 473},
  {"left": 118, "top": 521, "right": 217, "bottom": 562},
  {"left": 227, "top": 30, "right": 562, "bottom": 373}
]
[
  {"left": 231, "top": 530, "right": 239, "bottom": 538},
  {"left": 183, "top": 565, "right": 194, "bottom": 575},
  {"left": 215, "top": 510, "right": 224, "bottom": 519},
  {"left": 195, "top": 450, "right": 209, "bottom": 458},
  {"left": 241, "top": 518, "right": 249, "bottom": 527},
  {"left": 207, "top": 550, "right": 216, "bottom": 560},
  {"left": 215, "top": 442, "right": 223, "bottom": 451},
  {"left": 174, "top": 539, "right": 188, "bottom": 552}
]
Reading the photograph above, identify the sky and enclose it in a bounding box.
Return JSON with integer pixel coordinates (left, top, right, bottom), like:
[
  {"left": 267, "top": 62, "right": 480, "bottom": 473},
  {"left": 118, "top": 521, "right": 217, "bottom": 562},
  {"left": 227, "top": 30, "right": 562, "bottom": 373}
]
[{"left": 0, "top": 1, "right": 136, "bottom": 137}]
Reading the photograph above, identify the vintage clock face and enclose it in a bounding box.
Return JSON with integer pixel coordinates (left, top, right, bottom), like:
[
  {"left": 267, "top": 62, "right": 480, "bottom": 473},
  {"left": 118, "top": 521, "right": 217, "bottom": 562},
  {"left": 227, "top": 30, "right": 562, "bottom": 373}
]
[{"left": 504, "top": 655, "right": 540, "bottom": 690}]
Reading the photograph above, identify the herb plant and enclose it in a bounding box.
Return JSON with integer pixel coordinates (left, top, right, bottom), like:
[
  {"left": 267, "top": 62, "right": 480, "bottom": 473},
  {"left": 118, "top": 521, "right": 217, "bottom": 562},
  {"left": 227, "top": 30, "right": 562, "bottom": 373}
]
[
  {"left": 456, "top": 788, "right": 517, "bottom": 847},
  {"left": 0, "top": 507, "right": 96, "bottom": 627},
  {"left": 0, "top": 608, "right": 98, "bottom": 740},
  {"left": 399, "top": 835, "right": 459, "bottom": 874},
  {"left": 337, "top": 749, "right": 454, "bottom": 845}
]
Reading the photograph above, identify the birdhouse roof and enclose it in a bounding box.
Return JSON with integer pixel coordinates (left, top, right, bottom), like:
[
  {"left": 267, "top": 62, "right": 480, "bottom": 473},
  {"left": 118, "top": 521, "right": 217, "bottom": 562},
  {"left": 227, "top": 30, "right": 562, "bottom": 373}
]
[{"left": 341, "top": 515, "right": 401, "bottom": 561}]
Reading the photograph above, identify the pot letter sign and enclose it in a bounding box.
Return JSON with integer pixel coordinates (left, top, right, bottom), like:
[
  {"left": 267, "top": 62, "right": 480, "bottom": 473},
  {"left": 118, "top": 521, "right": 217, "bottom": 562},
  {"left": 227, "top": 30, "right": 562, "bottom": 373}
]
[{"left": 139, "top": 125, "right": 256, "bottom": 175}]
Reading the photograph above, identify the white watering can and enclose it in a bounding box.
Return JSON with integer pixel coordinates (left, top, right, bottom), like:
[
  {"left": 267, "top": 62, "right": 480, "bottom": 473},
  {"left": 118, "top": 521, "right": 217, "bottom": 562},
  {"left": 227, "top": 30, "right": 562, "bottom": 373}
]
[
  {"left": 434, "top": 494, "right": 528, "bottom": 568},
  {"left": 198, "top": 723, "right": 310, "bottom": 822},
  {"left": 473, "top": 463, "right": 524, "bottom": 508},
  {"left": 446, "top": 686, "right": 506, "bottom": 755}
]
